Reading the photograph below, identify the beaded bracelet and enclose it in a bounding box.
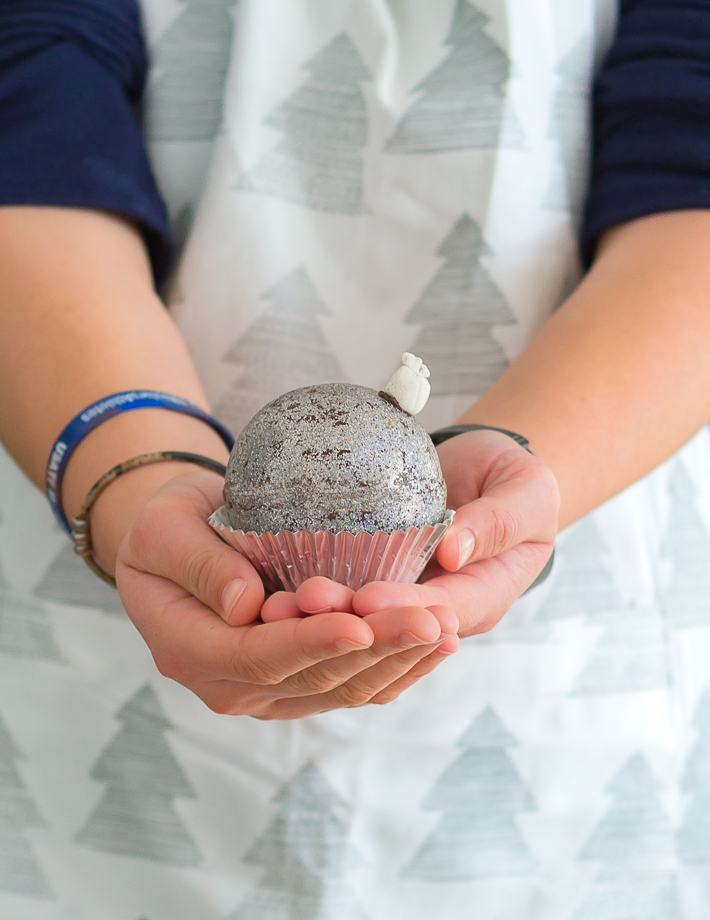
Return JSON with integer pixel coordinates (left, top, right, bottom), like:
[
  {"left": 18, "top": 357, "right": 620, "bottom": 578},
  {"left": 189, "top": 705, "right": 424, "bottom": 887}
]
[
  {"left": 46, "top": 391, "right": 234, "bottom": 533},
  {"left": 429, "top": 423, "right": 554, "bottom": 591},
  {"left": 71, "top": 451, "right": 228, "bottom": 587}
]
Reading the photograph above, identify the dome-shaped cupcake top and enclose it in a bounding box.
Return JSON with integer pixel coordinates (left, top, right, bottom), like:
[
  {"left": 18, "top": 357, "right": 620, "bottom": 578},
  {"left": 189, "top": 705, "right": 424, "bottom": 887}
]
[{"left": 223, "top": 381, "right": 447, "bottom": 535}]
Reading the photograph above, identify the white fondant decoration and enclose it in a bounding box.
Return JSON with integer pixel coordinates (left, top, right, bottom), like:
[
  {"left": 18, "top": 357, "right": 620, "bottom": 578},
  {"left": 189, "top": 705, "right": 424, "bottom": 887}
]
[{"left": 383, "top": 352, "right": 431, "bottom": 415}]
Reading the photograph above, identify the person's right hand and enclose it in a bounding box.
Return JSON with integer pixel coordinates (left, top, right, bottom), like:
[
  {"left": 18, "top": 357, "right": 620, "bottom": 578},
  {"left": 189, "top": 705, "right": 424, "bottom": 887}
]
[{"left": 114, "top": 468, "right": 459, "bottom": 719}]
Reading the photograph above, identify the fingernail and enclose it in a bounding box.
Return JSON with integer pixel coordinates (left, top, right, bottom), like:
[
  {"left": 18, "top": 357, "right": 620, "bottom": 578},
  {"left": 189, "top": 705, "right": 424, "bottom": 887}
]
[
  {"left": 398, "top": 631, "right": 426, "bottom": 648},
  {"left": 221, "top": 578, "right": 247, "bottom": 623},
  {"left": 335, "top": 637, "right": 371, "bottom": 652},
  {"left": 457, "top": 530, "right": 476, "bottom": 568}
]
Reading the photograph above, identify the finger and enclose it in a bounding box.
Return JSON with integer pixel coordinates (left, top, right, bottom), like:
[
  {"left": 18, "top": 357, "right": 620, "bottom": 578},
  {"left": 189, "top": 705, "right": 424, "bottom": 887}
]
[
  {"left": 353, "top": 581, "right": 455, "bottom": 621},
  {"left": 261, "top": 592, "right": 302, "bottom": 622},
  {"left": 294, "top": 577, "right": 355, "bottom": 615},
  {"left": 276, "top": 605, "right": 447, "bottom": 697},
  {"left": 327, "top": 632, "right": 459, "bottom": 707},
  {"left": 281, "top": 638, "right": 441, "bottom": 701},
  {"left": 195, "top": 635, "right": 451, "bottom": 719},
  {"left": 435, "top": 545, "right": 555, "bottom": 633},
  {"left": 300, "top": 642, "right": 446, "bottom": 708},
  {"left": 437, "top": 460, "right": 558, "bottom": 571},
  {"left": 236, "top": 634, "right": 449, "bottom": 718},
  {"left": 121, "top": 567, "right": 376, "bottom": 685},
  {"left": 369, "top": 635, "right": 460, "bottom": 705},
  {"left": 354, "top": 541, "right": 551, "bottom": 635},
  {"left": 124, "top": 476, "right": 265, "bottom": 625},
  {"left": 267, "top": 634, "right": 461, "bottom": 717}
]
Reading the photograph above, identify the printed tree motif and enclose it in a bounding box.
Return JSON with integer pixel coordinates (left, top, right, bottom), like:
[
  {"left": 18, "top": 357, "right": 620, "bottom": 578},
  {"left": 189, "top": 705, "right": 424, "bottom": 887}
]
[
  {"left": 215, "top": 266, "right": 345, "bottom": 436},
  {"left": 35, "top": 542, "right": 125, "bottom": 617},
  {"left": 146, "top": 0, "right": 237, "bottom": 142},
  {"left": 543, "top": 36, "right": 592, "bottom": 225},
  {"left": 227, "top": 761, "right": 368, "bottom": 920},
  {"left": 573, "top": 754, "right": 681, "bottom": 919},
  {"left": 0, "top": 592, "right": 64, "bottom": 663},
  {"left": 571, "top": 604, "right": 669, "bottom": 696},
  {"left": 661, "top": 463, "right": 710, "bottom": 628},
  {"left": 76, "top": 684, "right": 200, "bottom": 865},
  {"left": 536, "top": 516, "right": 622, "bottom": 622},
  {"left": 402, "top": 706, "right": 536, "bottom": 880},
  {"left": 236, "top": 32, "right": 371, "bottom": 214},
  {"left": 677, "top": 689, "right": 710, "bottom": 864},
  {"left": 0, "top": 714, "right": 52, "bottom": 899},
  {"left": 386, "top": 0, "right": 522, "bottom": 154},
  {"left": 404, "top": 214, "right": 516, "bottom": 397},
  {"left": 0, "top": 518, "right": 64, "bottom": 660}
]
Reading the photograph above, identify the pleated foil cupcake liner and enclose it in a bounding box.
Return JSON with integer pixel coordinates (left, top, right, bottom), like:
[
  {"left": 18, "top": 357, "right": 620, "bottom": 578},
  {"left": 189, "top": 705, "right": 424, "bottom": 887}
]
[{"left": 209, "top": 506, "right": 455, "bottom": 593}]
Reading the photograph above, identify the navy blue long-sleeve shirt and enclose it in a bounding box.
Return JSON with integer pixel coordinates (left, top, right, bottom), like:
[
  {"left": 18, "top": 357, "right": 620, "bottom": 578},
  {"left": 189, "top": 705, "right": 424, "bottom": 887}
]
[
  {"left": 584, "top": 0, "right": 710, "bottom": 260},
  {"left": 1, "top": 0, "right": 710, "bottom": 281},
  {"left": 0, "top": 0, "right": 170, "bottom": 280}
]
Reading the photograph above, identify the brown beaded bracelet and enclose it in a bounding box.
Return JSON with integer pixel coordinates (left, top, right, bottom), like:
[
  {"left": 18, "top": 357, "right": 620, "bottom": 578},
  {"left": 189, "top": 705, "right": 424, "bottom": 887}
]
[{"left": 70, "top": 451, "right": 227, "bottom": 588}]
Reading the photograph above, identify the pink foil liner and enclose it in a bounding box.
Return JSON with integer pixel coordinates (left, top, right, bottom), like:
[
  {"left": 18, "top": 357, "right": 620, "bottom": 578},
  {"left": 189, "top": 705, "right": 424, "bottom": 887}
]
[{"left": 209, "top": 506, "right": 455, "bottom": 593}]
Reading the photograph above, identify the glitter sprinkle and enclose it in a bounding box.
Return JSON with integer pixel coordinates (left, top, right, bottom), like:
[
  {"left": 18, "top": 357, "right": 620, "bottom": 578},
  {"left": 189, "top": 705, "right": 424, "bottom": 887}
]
[{"left": 223, "top": 383, "right": 447, "bottom": 535}]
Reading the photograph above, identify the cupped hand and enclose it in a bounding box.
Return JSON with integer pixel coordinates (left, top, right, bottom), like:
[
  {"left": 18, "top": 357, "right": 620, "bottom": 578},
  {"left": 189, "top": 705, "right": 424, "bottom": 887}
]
[
  {"left": 114, "top": 469, "right": 458, "bottom": 718},
  {"left": 354, "top": 429, "right": 559, "bottom": 635},
  {"left": 294, "top": 429, "right": 559, "bottom": 640}
]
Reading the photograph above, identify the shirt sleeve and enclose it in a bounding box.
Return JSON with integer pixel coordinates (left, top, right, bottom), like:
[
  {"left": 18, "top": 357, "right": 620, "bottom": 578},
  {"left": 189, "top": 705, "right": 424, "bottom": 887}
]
[
  {"left": 583, "top": 0, "right": 710, "bottom": 262},
  {"left": 0, "top": 0, "right": 171, "bottom": 284}
]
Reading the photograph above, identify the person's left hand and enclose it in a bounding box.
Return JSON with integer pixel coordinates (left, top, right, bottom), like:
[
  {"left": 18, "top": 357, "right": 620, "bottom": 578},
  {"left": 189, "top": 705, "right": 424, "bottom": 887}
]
[{"left": 262, "top": 429, "right": 559, "bottom": 701}]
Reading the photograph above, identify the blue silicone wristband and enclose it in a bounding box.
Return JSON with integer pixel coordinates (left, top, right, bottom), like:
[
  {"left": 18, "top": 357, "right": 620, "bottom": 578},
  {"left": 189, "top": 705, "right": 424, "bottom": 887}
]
[{"left": 46, "top": 390, "right": 235, "bottom": 533}]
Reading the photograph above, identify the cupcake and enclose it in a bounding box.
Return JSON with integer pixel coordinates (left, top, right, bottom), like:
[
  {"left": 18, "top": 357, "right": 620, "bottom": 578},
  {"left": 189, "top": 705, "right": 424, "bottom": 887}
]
[{"left": 209, "top": 353, "right": 453, "bottom": 592}]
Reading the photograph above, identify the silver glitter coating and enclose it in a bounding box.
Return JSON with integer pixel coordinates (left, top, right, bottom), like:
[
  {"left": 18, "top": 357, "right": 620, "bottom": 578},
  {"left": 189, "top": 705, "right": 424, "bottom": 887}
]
[{"left": 223, "top": 383, "right": 447, "bottom": 535}]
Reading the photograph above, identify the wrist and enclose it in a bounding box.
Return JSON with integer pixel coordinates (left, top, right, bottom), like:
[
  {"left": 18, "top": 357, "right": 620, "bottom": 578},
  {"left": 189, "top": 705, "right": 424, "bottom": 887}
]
[{"left": 62, "top": 408, "right": 230, "bottom": 575}]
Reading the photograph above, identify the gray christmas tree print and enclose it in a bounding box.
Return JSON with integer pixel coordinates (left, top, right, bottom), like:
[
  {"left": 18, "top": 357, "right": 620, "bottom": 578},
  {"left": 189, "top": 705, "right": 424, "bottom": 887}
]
[
  {"left": 0, "top": 530, "right": 64, "bottom": 660},
  {"left": 402, "top": 706, "right": 536, "bottom": 880},
  {"left": 227, "top": 761, "right": 368, "bottom": 920},
  {"left": 543, "top": 36, "right": 592, "bottom": 225},
  {"left": 571, "top": 603, "right": 669, "bottom": 696},
  {"left": 76, "top": 684, "right": 200, "bottom": 865},
  {"left": 0, "top": 592, "right": 64, "bottom": 662},
  {"left": 215, "top": 266, "right": 345, "bottom": 436},
  {"left": 0, "top": 714, "right": 52, "bottom": 899},
  {"left": 146, "top": 0, "right": 236, "bottom": 142},
  {"left": 405, "top": 214, "right": 516, "bottom": 397},
  {"left": 677, "top": 689, "right": 710, "bottom": 864},
  {"left": 236, "top": 32, "right": 371, "bottom": 214},
  {"left": 535, "top": 516, "right": 622, "bottom": 622},
  {"left": 35, "top": 542, "right": 125, "bottom": 617},
  {"left": 661, "top": 462, "right": 710, "bottom": 628},
  {"left": 385, "top": 0, "right": 523, "bottom": 154},
  {"left": 572, "top": 754, "right": 681, "bottom": 920}
]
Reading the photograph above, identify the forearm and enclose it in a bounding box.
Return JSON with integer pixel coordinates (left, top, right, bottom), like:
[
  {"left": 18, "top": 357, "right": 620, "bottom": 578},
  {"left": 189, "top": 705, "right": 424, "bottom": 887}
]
[
  {"left": 0, "top": 206, "right": 228, "bottom": 570},
  {"left": 459, "top": 210, "right": 710, "bottom": 529}
]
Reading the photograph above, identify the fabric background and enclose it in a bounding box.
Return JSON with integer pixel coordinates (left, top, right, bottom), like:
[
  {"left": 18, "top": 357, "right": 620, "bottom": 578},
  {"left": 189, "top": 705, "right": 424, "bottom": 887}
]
[{"left": 3, "top": 1, "right": 710, "bottom": 918}]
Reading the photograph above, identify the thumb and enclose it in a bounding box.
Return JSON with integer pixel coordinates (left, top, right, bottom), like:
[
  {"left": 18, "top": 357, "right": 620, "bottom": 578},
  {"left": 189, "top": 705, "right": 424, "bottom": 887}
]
[
  {"left": 437, "top": 463, "right": 558, "bottom": 571},
  {"left": 122, "top": 486, "right": 265, "bottom": 625}
]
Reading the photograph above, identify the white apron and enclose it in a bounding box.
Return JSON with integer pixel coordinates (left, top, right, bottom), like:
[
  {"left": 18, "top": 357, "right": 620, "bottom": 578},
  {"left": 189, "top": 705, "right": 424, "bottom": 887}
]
[{"left": 2, "top": 2, "right": 710, "bottom": 918}]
